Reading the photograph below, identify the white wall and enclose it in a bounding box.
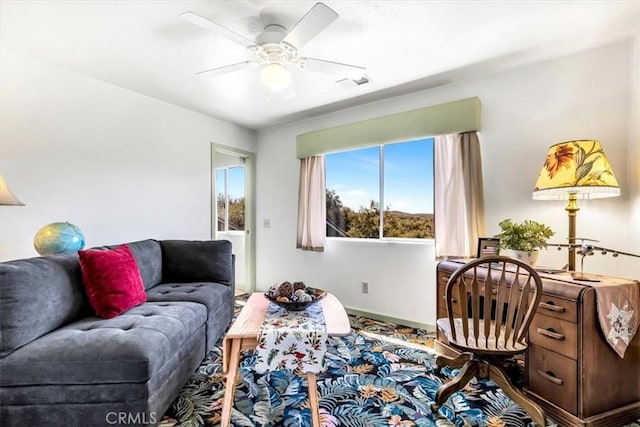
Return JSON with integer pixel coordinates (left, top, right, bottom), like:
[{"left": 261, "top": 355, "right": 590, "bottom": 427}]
[
  {"left": 0, "top": 49, "right": 256, "bottom": 261},
  {"left": 256, "top": 38, "right": 639, "bottom": 327},
  {"left": 630, "top": 26, "right": 640, "bottom": 267}
]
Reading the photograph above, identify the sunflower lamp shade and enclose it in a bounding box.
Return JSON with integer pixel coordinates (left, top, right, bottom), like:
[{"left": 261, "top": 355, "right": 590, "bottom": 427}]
[
  {"left": 532, "top": 140, "right": 620, "bottom": 271},
  {"left": 0, "top": 173, "right": 25, "bottom": 206}
]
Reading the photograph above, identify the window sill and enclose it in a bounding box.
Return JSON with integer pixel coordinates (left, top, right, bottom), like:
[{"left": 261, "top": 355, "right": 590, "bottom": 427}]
[{"left": 326, "top": 237, "right": 434, "bottom": 246}]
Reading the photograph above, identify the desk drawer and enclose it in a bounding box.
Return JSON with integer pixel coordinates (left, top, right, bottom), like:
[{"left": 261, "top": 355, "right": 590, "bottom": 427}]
[
  {"left": 530, "top": 314, "right": 578, "bottom": 360},
  {"left": 536, "top": 294, "right": 577, "bottom": 323},
  {"left": 528, "top": 344, "right": 577, "bottom": 415},
  {"left": 437, "top": 282, "right": 462, "bottom": 317},
  {"left": 438, "top": 272, "right": 451, "bottom": 286}
]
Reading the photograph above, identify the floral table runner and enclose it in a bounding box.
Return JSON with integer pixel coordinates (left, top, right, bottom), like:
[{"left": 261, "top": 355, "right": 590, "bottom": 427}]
[{"left": 255, "top": 302, "right": 328, "bottom": 373}]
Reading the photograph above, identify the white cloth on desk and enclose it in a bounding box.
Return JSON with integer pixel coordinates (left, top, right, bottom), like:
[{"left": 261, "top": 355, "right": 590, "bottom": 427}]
[{"left": 594, "top": 281, "right": 639, "bottom": 358}]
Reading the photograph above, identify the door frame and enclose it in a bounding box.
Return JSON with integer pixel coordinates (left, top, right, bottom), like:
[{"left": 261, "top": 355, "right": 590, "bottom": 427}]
[{"left": 211, "top": 143, "right": 256, "bottom": 293}]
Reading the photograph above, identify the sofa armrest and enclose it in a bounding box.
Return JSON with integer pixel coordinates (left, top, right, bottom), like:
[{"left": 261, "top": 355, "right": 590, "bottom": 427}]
[{"left": 231, "top": 253, "right": 236, "bottom": 297}]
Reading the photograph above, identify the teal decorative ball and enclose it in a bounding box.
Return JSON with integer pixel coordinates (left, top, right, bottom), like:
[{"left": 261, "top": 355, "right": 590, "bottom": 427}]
[{"left": 34, "top": 222, "right": 86, "bottom": 256}]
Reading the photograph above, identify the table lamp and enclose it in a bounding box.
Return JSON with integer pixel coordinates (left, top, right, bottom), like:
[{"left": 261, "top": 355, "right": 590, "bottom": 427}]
[
  {"left": 532, "top": 140, "right": 620, "bottom": 271},
  {"left": 0, "top": 173, "right": 25, "bottom": 206}
]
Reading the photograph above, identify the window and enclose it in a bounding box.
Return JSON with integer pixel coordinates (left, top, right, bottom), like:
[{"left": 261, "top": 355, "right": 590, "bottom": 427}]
[
  {"left": 215, "top": 166, "right": 245, "bottom": 232},
  {"left": 325, "top": 137, "right": 434, "bottom": 239}
]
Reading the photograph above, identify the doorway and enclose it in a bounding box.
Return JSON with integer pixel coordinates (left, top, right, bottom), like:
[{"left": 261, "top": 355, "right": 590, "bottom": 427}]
[{"left": 211, "top": 144, "right": 255, "bottom": 293}]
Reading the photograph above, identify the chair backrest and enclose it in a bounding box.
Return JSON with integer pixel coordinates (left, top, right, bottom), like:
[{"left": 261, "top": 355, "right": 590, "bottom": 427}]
[{"left": 444, "top": 256, "right": 543, "bottom": 351}]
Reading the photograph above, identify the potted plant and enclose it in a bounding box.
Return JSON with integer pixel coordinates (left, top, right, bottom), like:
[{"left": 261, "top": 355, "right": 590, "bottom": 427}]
[{"left": 494, "top": 218, "right": 554, "bottom": 266}]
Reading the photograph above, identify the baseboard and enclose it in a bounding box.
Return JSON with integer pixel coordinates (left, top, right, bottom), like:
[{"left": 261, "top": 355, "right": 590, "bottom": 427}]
[
  {"left": 344, "top": 306, "right": 436, "bottom": 332},
  {"left": 236, "top": 293, "right": 436, "bottom": 332}
]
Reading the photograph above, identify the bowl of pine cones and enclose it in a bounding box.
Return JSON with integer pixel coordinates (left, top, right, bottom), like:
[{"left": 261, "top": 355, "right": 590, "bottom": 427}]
[{"left": 264, "top": 281, "right": 327, "bottom": 311}]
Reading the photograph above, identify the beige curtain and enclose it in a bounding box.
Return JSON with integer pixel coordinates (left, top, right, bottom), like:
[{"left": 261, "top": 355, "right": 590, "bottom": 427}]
[
  {"left": 296, "top": 156, "right": 326, "bottom": 251},
  {"left": 461, "top": 132, "right": 486, "bottom": 247},
  {"left": 434, "top": 132, "right": 485, "bottom": 257}
]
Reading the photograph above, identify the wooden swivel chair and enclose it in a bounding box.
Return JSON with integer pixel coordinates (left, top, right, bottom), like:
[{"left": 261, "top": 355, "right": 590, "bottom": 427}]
[{"left": 433, "top": 256, "right": 546, "bottom": 427}]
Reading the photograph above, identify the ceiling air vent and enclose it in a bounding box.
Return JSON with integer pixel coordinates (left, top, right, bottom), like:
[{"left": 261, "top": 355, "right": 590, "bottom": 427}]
[{"left": 335, "top": 75, "right": 371, "bottom": 89}]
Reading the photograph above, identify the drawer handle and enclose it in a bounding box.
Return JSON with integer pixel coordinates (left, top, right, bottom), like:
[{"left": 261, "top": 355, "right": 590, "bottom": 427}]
[
  {"left": 540, "top": 302, "right": 565, "bottom": 313},
  {"left": 537, "top": 369, "right": 564, "bottom": 385},
  {"left": 536, "top": 328, "right": 565, "bottom": 340}
]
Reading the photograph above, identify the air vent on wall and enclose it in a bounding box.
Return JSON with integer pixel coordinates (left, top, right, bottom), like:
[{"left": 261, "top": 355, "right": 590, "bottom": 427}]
[{"left": 335, "top": 75, "right": 371, "bottom": 89}]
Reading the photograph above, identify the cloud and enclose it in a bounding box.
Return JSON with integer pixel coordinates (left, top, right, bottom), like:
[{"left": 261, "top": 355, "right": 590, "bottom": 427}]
[
  {"left": 334, "top": 188, "right": 375, "bottom": 210},
  {"left": 386, "top": 200, "right": 409, "bottom": 211}
]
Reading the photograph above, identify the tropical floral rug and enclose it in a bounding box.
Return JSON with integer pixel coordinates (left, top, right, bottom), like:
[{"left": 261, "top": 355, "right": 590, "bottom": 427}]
[{"left": 161, "top": 296, "right": 640, "bottom": 427}]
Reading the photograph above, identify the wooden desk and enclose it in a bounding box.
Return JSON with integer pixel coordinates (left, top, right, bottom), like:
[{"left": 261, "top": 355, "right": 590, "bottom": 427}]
[
  {"left": 221, "top": 292, "right": 351, "bottom": 427},
  {"left": 436, "top": 260, "right": 640, "bottom": 427}
]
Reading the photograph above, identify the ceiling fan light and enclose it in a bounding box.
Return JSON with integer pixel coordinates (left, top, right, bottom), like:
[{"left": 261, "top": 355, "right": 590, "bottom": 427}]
[{"left": 260, "top": 63, "right": 291, "bottom": 91}]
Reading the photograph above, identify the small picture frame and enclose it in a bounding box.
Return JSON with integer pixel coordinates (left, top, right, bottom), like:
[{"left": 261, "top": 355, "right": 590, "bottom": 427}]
[{"left": 477, "top": 238, "right": 500, "bottom": 258}]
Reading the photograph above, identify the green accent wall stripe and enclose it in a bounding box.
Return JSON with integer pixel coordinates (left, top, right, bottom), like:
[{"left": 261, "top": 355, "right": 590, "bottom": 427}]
[{"left": 296, "top": 96, "right": 481, "bottom": 158}]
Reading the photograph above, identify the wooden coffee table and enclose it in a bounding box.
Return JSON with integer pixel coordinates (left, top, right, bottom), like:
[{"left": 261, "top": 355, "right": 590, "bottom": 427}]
[{"left": 221, "top": 292, "right": 351, "bottom": 427}]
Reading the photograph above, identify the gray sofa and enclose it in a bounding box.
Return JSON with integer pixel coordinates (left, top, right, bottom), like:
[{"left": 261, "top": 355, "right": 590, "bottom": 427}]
[{"left": 0, "top": 239, "right": 235, "bottom": 426}]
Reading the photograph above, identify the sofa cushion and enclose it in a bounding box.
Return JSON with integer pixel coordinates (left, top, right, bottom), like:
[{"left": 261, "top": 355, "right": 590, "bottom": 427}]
[
  {"left": 160, "top": 239, "right": 232, "bottom": 285},
  {"left": 146, "top": 282, "right": 231, "bottom": 320},
  {"left": 79, "top": 245, "right": 147, "bottom": 319},
  {"left": 111, "top": 239, "right": 162, "bottom": 290},
  {"left": 146, "top": 282, "right": 234, "bottom": 350},
  {"left": 0, "top": 252, "right": 87, "bottom": 357},
  {"left": 0, "top": 301, "right": 206, "bottom": 387}
]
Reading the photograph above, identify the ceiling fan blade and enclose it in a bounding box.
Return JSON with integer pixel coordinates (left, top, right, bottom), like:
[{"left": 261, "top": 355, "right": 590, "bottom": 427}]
[
  {"left": 282, "top": 3, "right": 338, "bottom": 49},
  {"left": 301, "top": 58, "right": 366, "bottom": 80},
  {"left": 181, "top": 11, "right": 256, "bottom": 49},
  {"left": 196, "top": 60, "right": 260, "bottom": 78}
]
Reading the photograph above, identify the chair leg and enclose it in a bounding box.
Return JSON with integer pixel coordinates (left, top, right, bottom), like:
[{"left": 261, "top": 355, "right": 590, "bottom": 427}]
[
  {"left": 435, "top": 352, "right": 473, "bottom": 370},
  {"left": 488, "top": 364, "right": 546, "bottom": 427},
  {"left": 433, "top": 360, "right": 478, "bottom": 409}
]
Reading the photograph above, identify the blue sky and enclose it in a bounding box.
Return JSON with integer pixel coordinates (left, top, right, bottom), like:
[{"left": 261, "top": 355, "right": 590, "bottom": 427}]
[
  {"left": 216, "top": 167, "right": 245, "bottom": 199},
  {"left": 326, "top": 138, "right": 434, "bottom": 213}
]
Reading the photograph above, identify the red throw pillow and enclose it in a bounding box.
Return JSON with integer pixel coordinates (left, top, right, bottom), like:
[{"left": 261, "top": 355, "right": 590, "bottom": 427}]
[{"left": 78, "top": 244, "right": 146, "bottom": 319}]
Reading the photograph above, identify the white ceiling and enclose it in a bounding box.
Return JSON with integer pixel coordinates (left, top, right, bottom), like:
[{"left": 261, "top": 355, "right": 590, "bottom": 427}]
[{"left": 1, "top": 1, "right": 639, "bottom": 129}]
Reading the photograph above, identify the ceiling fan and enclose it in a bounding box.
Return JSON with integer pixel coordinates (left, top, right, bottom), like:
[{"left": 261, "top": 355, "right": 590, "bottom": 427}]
[{"left": 181, "top": 2, "right": 366, "bottom": 91}]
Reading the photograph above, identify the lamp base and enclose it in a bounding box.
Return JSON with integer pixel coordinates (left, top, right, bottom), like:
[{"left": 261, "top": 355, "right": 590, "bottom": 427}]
[{"left": 571, "top": 273, "right": 601, "bottom": 282}]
